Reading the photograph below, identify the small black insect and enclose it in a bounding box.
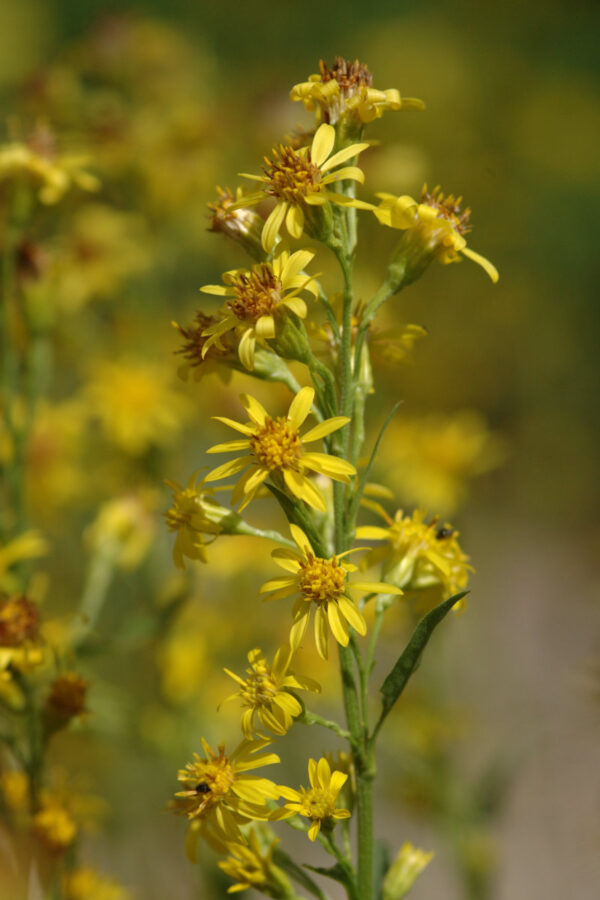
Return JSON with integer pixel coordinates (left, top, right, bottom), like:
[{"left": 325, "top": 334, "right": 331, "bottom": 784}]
[
  {"left": 436, "top": 527, "right": 454, "bottom": 540},
  {"left": 195, "top": 782, "right": 211, "bottom": 794}
]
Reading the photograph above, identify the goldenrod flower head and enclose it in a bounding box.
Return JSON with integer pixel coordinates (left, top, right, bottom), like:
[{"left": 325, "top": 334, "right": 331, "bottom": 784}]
[
  {"left": 223, "top": 644, "right": 320, "bottom": 740},
  {"left": 84, "top": 360, "right": 191, "bottom": 455},
  {"left": 85, "top": 492, "right": 157, "bottom": 570},
  {"left": 62, "top": 867, "right": 131, "bottom": 900},
  {"left": 208, "top": 186, "right": 264, "bottom": 258},
  {"left": 33, "top": 800, "right": 78, "bottom": 852},
  {"left": 357, "top": 508, "right": 472, "bottom": 600},
  {"left": 374, "top": 186, "right": 499, "bottom": 283},
  {"left": 205, "top": 386, "right": 355, "bottom": 512},
  {"left": 218, "top": 830, "right": 281, "bottom": 894},
  {"left": 260, "top": 524, "right": 401, "bottom": 659},
  {"left": 382, "top": 842, "right": 434, "bottom": 900},
  {"left": 0, "top": 593, "right": 44, "bottom": 681},
  {"left": 173, "top": 312, "right": 238, "bottom": 382},
  {"left": 237, "top": 123, "right": 371, "bottom": 251},
  {"left": 172, "top": 738, "right": 281, "bottom": 857},
  {"left": 291, "top": 57, "right": 425, "bottom": 125},
  {"left": 44, "top": 672, "right": 88, "bottom": 726},
  {"left": 272, "top": 757, "right": 351, "bottom": 841},
  {"left": 200, "top": 248, "right": 318, "bottom": 371},
  {"left": 0, "top": 126, "right": 99, "bottom": 205},
  {"left": 165, "top": 472, "right": 240, "bottom": 568}
]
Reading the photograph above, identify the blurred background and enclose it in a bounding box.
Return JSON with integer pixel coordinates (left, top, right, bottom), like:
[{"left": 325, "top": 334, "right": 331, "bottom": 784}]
[{"left": 0, "top": 0, "right": 598, "bottom": 897}]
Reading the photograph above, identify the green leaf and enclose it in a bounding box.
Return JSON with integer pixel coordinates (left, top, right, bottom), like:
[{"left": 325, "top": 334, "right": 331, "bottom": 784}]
[
  {"left": 271, "top": 848, "right": 330, "bottom": 900},
  {"left": 379, "top": 592, "right": 468, "bottom": 719}
]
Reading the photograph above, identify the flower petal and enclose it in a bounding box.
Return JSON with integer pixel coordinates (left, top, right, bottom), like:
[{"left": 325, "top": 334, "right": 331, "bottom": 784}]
[
  {"left": 338, "top": 595, "right": 367, "bottom": 635},
  {"left": 262, "top": 202, "right": 287, "bottom": 252},
  {"left": 461, "top": 246, "right": 499, "bottom": 283},
  {"left": 311, "top": 123, "right": 336, "bottom": 167},
  {"left": 280, "top": 249, "right": 315, "bottom": 283},
  {"left": 288, "top": 386, "right": 315, "bottom": 429},
  {"left": 302, "top": 417, "right": 350, "bottom": 443},
  {"left": 320, "top": 142, "right": 370, "bottom": 172},
  {"left": 328, "top": 601, "right": 350, "bottom": 647},
  {"left": 321, "top": 166, "right": 365, "bottom": 185},
  {"left": 285, "top": 203, "right": 304, "bottom": 239},
  {"left": 240, "top": 393, "right": 268, "bottom": 426}
]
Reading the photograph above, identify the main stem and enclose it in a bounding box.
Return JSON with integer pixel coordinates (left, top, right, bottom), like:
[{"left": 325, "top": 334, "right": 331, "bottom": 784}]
[{"left": 331, "top": 236, "right": 374, "bottom": 900}]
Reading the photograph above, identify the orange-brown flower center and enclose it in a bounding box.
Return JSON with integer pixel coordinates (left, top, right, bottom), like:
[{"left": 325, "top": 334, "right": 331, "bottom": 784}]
[
  {"left": 263, "top": 146, "right": 322, "bottom": 203},
  {"left": 241, "top": 666, "right": 278, "bottom": 708},
  {"left": 298, "top": 554, "right": 347, "bottom": 604},
  {"left": 176, "top": 312, "right": 233, "bottom": 366},
  {"left": 421, "top": 185, "right": 471, "bottom": 235},
  {"left": 0, "top": 594, "right": 40, "bottom": 646},
  {"left": 249, "top": 417, "right": 302, "bottom": 471},
  {"left": 179, "top": 748, "right": 236, "bottom": 815},
  {"left": 228, "top": 264, "right": 282, "bottom": 322},
  {"left": 319, "top": 57, "right": 373, "bottom": 93}
]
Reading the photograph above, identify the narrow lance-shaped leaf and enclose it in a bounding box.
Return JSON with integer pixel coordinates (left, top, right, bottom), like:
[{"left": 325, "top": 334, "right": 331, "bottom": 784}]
[
  {"left": 304, "top": 862, "right": 358, "bottom": 900},
  {"left": 271, "top": 848, "right": 331, "bottom": 900},
  {"left": 378, "top": 592, "right": 468, "bottom": 722}
]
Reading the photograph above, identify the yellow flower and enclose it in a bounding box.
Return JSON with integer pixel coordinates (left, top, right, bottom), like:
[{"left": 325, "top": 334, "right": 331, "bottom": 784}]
[
  {"left": 218, "top": 830, "right": 281, "bottom": 894},
  {"left": 173, "top": 312, "right": 238, "bottom": 382},
  {"left": 85, "top": 491, "right": 157, "bottom": 570},
  {"left": 0, "top": 769, "right": 29, "bottom": 813},
  {"left": 223, "top": 645, "right": 320, "bottom": 739},
  {"left": 205, "top": 386, "right": 355, "bottom": 513},
  {"left": 33, "top": 801, "right": 78, "bottom": 852},
  {"left": 208, "top": 186, "right": 263, "bottom": 258},
  {"left": 382, "top": 842, "right": 434, "bottom": 900},
  {"left": 0, "top": 130, "right": 99, "bottom": 205},
  {"left": 356, "top": 508, "right": 472, "bottom": 600},
  {"left": 0, "top": 530, "right": 48, "bottom": 591},
  {"left": 237, "top": 123, "right": 371, "bottom": 251},
  {"left": 0, "top": 593, "right": 43, "bottom": 680},
  {"left": 374, "top": 185, "right": 498, "bottom": 282},
  {"left": 291, "top": 57, "right": 424, "bottom": 125},
  {"left": 62, "top": 867, "right": 131, "bottom": 900},
  {"left": 272, "top": 757, "right": 351, "bottom": 841},
  {"left": 84, "top": 359, "right": 191, "bottom": 455},
  {"left": 260, "top": 524, "right": 401, "bottom": 659},
  {"left": 200, "top": 248, "right": 318, "bottom": 371},
  {"left": 164, "top": 472, "right": 241, "bottom": 568},
  {"left": 172, "top": 738, "right": 281, "bottom": 858}
]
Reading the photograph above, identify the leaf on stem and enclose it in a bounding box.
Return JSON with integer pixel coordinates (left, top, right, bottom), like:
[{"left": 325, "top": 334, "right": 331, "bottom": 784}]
[
  {"left": 378, "top": 591, "right": 468, "bottom": 724},
  {"left": 271, "top": 848, "right": 330, "bottom": 900},
  {"left": 305, "top": 862, "right": 357, "bottom": 900}
]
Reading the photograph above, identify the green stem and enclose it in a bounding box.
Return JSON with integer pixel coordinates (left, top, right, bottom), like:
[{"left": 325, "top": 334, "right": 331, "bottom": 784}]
[
  {"left": 299, "top": 709, "right": 352, "bottom": 743},
  {"left": 70, "top": 541, "right": 118, "bottom": 648}
]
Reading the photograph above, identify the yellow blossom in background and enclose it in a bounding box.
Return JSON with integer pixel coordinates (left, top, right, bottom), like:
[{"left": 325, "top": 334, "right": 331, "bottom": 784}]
[
  {"left": 382, "top": 842, "right": 434, "bottom": 900},
  {"left": 260, "top": 524, "right": 400, "bottom": 659},
  {"left": 62, "top": 867, "right": 131, "bottom": 900},
  {"left": 0, "top": 593, "right": 43, "bottom": 680},
  {"left": 0, "top": 129, "right": 99, "bottom": 204},
  {"left": 33, "top": 799, "right": 78, "bottom": 852},
  {"left": 374, "top": 185, "right": 499, "bottom": 281},
  {"left": 218, "top": 830, "right": 281, "bottom": 895},
  {"left": 0, "top": 769, "right": 29, "bottom": 813},
  {"left": 0, "top": 530, "right": 48, "bottom": 591},
  {"left": 199, "top": 248, "right": 318, "bottom": 371},
  {"left": 172, "top": 738, "right": 281, "bottom": 858},
  {"left": 237, "top": 122, "right": 371, "bottom": 251},
  {"left": 83, "top": 359, "right": 191, "bottom": 455},
  {"left": 85, "top": 491, "right": 157, "bottom": 570},
  {"left": 25, "top": 399, "right": 89, "bottom": 514},
  {"left": 205, "top": 386, "right": 355, "bottom": 512},
  {"left": 378, "top": 411, "right": 508, "bottom": 515},
  {"left": 164, "top": 472, "right": 229, "bottom": 568},
  {"left": 272, "top": 757, "right": 351, "bottom": 841},
  {"left": 291, "top": 56, "right": 424, "bottom": 125},
  {"left": 357, "top": 508, "right": 472, "bottom": 601},
  {"left": 223, "top": 644, "right": 320, "bottom": 739}
]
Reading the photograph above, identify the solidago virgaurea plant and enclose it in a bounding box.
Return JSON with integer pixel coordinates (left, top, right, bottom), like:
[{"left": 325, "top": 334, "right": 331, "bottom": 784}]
[{"left": 167, "top": 56, "right": 497, "bottom": 899}]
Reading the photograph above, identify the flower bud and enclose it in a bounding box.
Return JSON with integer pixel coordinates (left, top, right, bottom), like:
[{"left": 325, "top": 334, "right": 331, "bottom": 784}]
[{"left": 382, "top": 842, "right": 433, "bottom": 900}]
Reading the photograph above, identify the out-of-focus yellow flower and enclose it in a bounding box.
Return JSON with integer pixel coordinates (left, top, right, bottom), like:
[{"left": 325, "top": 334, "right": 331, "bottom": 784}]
[
  {"left": 357, "top": 508, "right": 472, "bottom": 601},
  {"left": 44, "top": 672, "right": 88, "bottom": 727},
  {"left": 172, "top": 738, "right": 281, "bottom": 858},
  {"left": 218, "top": 830, "right": 281, "bottom": 895},
  {"left": 62, "top": 867, "right": 131, "bottom": 900},
  {"left": 85, "top": 491, "right": 157, "bottom": 570},
  {"left": 0, "top": 593, "right": 44, "bottom": 680},
  {"left": 0, "top": 126, "right": 98, "bottom": 204},
  {"left": 272, "top": 757, "right": 351, "bottom": 841},
  {"left": 379, "top": 411, "right": 508, "bottom": 515},
  {"left": 260, "top": 524, "right": 400, "bottom": 659},
  {"left": 238, "top": 123, "right": 371, "bottom": 251},
  {"left": 173, "top": 312, "right": 238, "bottom": 382},
  {"left": 0, "top": 530, "right": 48, "bottom": 590},
  {"left": 291, "top": 57, "right": 424, "bottom": 125},
  {"left": 0, "top": 769, "right": 29, "bottom": 813},
  {"left": 382, "top": 842, "right": 434, "bottom": 900},
  {"left": 223, "top": 645, "right": 320, "bottom": 739},
  {"left": 26, "top": 400, "right": 88, "bottom": 514},
  {"left": 205, "top": 386, "right": 355, "bottom": 513},
  {"left": 33, "top": 800, "right": 77, "bottom": 852},
  {"left": 200, "top": 248, "right": 318, "bottom": 371},
  {"left": 374, "top": 185, "right": 498, "bottom": 282},
  {"left": 84, "top": 360, "right": 191, "bottom": 455}
]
